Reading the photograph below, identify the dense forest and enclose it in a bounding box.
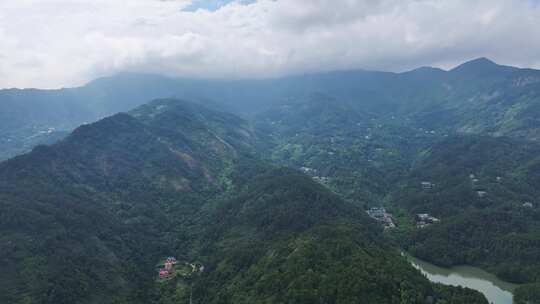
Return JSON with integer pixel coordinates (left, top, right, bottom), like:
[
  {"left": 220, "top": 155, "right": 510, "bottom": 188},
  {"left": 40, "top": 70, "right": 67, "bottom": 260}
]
[
  {"left": 3, "top": 57, "right": 540, "bottom": 160},
  {"left": 393, "top": 136, "right": 540, "bottom": 283},
  {"left": 3, "top": 58, "right": 540, "bottom": 302},
  {"left": 0, "top": 99, "right": 489, "bottom": 303},
  {"left": 515, "top": 283, "right": 540, "bottom": 304}
]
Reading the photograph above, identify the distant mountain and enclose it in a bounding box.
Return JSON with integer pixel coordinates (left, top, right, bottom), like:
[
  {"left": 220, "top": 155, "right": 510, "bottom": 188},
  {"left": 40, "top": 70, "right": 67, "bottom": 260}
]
[
  {"left": 449, "top": 57, "right": 516, "bottom": 77},
  {"left": 4, "top": 58, "right": 540, "bottom": 299},
  {"left": 0, "top": 99, "right": 486, "bottom": 304},
  {"left": 3, "top": 57, "right": 540, "bottom": 159}
]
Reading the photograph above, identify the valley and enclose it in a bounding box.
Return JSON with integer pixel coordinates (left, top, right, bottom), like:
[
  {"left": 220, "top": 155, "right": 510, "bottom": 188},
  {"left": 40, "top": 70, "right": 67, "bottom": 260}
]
[{"left": 2, "top": 58, "right": 540, "bottom": 303}]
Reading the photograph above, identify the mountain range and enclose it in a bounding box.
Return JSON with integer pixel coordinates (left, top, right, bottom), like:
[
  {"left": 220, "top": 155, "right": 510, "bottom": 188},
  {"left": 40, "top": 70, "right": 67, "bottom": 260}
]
[
  {"left": 2, "top": 57, "right": 540, "bottom": 160},
  {"left": 0, "top": 99, "right": 488, "bottom": 304},
  {"left": 2, "top": 58, "right": 540, "bottom": 303}
]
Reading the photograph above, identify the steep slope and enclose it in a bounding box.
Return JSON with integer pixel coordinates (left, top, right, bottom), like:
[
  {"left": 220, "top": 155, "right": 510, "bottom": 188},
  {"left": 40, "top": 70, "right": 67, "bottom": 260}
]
[
  {"left": 255, "top": 93, "right": 437, "bottom": 204},
  {"left": 410, "top": 58, "right": 540, "bottom": 139},
  {"left": 253, "top": 92, "right": 540, "bottom": 286},
  {"left": 3, "top": 58, "right": 540, "bottom": 160},
  {"left": 0, "top": 99, "right": 487, "bottom": 304},
  {"left": 0, "top": 99, "right": 255, "bottom": 304},
  {"left": 156, "top": 167, "right": 487, "bottom": 304},
  {"left": 393, "top": 136, "right": 540, "bottom": 283}
]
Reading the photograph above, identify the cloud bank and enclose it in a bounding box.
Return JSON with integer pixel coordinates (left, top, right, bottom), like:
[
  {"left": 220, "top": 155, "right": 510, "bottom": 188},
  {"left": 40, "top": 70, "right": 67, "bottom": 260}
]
[{"left": 1, "top": 0, "right": 540, "bottom": 88}]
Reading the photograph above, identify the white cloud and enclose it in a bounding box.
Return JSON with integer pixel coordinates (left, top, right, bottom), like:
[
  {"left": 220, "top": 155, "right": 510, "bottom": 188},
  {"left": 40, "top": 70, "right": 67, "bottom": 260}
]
[{"left": 0, "top": 0, "right": 540, "bottom": 88}]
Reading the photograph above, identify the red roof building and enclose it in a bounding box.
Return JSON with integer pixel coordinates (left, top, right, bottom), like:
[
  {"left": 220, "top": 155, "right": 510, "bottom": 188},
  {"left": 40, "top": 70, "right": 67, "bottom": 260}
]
[{"left": 159, "top": 269, "right": 169, "bottom": 278}]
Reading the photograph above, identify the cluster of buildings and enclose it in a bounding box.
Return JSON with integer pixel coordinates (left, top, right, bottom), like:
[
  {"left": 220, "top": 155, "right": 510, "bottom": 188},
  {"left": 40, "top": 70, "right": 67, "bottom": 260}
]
[
  {"left": 158, "top": 257, "right": 206, "bottom": 280},
  {"left": 420, "top": 181, "right": 435, "bottom": 190},
  {"left": 523, "top": 202, "right": 534, "bottom": 208},
  {"left": 366, "top": 207, "right": 395, "bottom": 229},
  {"left": 415, "top": 213, "right": 440, "bottom": 228},
  {"left": 300, "top": 166, "right": 330, "bottom": 185},
  {"left": 158, "top": 257, "right": 178, "bottom": 279},
  {"left": 476, "top": 190, "right": 488, "bottom": 198},
  {"left": 469, "top": 174, "right": 489, "bottom": 197},
  {"left": 300, "top": 167, "right": 317, "bottom": 175},
  {"left": 313, "top": 176, "right": 330, "bottom": 184}
]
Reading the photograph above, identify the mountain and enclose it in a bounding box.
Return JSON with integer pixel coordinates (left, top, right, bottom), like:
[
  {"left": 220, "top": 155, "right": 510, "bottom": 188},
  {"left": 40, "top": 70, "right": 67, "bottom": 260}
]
[
  {"left": 3, "top": 57, "right": 540, "bottom": 160},
  {"left": 250, "top": 89, "right": 540, "bottom": 288},
  {"left": 0, "top": 99, "right": 487, "bottom": 304},
  {"left": 4, "top": 57, "right": 540, "bottom": 299},
  {"left": 0, "top": 99, "right": 255, "bottom": 303},
  {"left": 394, "top": 135, "right": 540, "bottom": 283},
  {"left": 254, "top": 92, "right": 435, "bottom": 205},
  {"left": 449, "top": 57, "right": 517, "bottom": 77},
  {"left": 185, "top": 167, "right": 486, "bottom": 304},
  {"left": 410, "top": 59, "right": 540, "bottom": 139}
]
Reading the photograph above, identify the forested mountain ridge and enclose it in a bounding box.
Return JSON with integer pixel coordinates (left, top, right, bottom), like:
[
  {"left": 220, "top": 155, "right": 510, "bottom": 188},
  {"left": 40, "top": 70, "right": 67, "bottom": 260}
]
[
  {"left": 394, "top": 136, "right": 540, "bottom": 283},
  {"left": 0, "top": 99, "right": 257, "bottom": 303},
  {"left": 3, "top": 58, "right": 540, "bottom": 302},
  {"left": 2, "top": 58, "right": 540, "bottom": 160},
  {"left": 252, "top": 89, "right": 540, "bottom": 290},
  {"left": 254, "top": 92, "right": 435, "bottom": 205},
  {"left": 0, "top": 99, "right": 490, "bottom": 303}
]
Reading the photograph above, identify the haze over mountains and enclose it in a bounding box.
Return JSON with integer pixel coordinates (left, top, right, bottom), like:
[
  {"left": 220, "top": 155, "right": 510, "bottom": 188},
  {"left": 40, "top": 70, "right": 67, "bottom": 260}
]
[
  {"left": 2, "top": 57, "right": 540, "bottom": 160},
  {"left": 2, "top": 58, "right": 540, "bottom": 303}
]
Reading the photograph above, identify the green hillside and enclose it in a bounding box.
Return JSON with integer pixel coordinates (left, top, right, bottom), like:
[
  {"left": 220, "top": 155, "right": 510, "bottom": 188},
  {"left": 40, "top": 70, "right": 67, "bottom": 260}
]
[
  {"left": 393, "top": 136, "right": 540, "bottom": 283},
  {"left": 4, "top": 57, "right": 540, "bottom": 302},
  {"left": 3, "top": 58, "right": 540, "bottom": 160},
  {"left": 0, "top": 99, "right": 254, "bottom": 303},
  {"left": 0, "top": 99, "right": 487, "bottom": 303}
]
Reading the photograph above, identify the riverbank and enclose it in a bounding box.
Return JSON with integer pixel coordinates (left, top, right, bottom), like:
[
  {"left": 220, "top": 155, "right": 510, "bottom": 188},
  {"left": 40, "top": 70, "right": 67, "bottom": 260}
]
[{"left": 404, "top": 253, "right": 518, "bottom": 304}]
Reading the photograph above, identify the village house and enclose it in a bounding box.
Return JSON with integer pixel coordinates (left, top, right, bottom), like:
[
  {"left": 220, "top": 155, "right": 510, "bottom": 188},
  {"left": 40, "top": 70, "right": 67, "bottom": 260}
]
[
  {"left": 166, "top": 257, "right": 178, "bottom": 264},
  {"left": 159, "top": 268, "right": 169, "bottom": 279},
  {"left": 416, "top": 213, "right": 440, "bottom": 223},
  {"left": 300, "top": 167, "right": 316, "bottom": 175},
  {"left": 158, "top": 256, "right": 178, "bottom": 279},
  {"left": 421, "top": 181, "right": 434, "bottom": 190},
  {"left": 367, "top": 207, "right": 386, "bottom": 219},
  {"left": 477, "top": 191, "right": 488, "bottom": 198},
  {"left": 313, "top": 176, "right": 330, "bottom": 184},
  {"left": 367, "top": 207, "right": 395, "bottom": 229},
  {"left": 415, "top": 213, "right": 440, "bottom": 228}
]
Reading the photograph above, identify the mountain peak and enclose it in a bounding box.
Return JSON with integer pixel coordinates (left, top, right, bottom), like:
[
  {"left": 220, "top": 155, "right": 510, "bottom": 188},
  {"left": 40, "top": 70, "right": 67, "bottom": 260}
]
[
  {"left": 450, "top": 57, "right": 515, "bottom": 75},
  {"left": 467, "top": 57, "right": 496, "bottom": 65}
]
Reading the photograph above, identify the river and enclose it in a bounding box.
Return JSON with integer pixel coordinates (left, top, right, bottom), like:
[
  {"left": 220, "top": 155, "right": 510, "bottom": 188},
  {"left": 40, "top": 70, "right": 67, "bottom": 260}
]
[{"left": 405, "top": 254, "right": 518, "bottom": 304}]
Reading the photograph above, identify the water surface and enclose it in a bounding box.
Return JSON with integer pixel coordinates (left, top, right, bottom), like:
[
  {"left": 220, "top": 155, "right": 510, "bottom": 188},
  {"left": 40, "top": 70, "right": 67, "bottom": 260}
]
[{"left": 405, "top": 254, "right": 518, "bottom": 304}]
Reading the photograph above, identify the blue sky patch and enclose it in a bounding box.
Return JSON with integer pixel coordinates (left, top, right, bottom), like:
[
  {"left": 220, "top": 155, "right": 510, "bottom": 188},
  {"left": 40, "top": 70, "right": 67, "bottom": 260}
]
[{"left": 183, "top": 0, "right": 256, "bottom": 12}]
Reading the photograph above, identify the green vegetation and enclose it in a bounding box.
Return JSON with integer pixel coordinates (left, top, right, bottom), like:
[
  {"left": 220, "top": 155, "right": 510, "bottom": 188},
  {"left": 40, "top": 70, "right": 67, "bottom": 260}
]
[
  {"left": 3, "top": 57, "right": 540, "bottom": 161},
  {"left": 0, "top": 99, "right": 488, "bottom": 303},
  {"left": 259, "top": 91, "right": 540, "bottom": 286},
  {"left": 395, "top": 136, "right": 540, "bottom": 283},
  {"left": 177, "top": 167, "right": 487, "bottom": 304},
  {"left": 0, "top": 100, "right": 254, "bottom": 303},
  {"left": 7, "top": 57, "right": 540, "bottom": 303},
  {"left": 515, "top": 283, "right": 540, "bottom": 304}
]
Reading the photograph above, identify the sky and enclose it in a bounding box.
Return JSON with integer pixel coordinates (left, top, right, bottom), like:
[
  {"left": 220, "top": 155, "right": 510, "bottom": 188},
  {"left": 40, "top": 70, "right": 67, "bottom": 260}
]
[{"left": 1, "top": 0, "right": 540, "bottom": 89}]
